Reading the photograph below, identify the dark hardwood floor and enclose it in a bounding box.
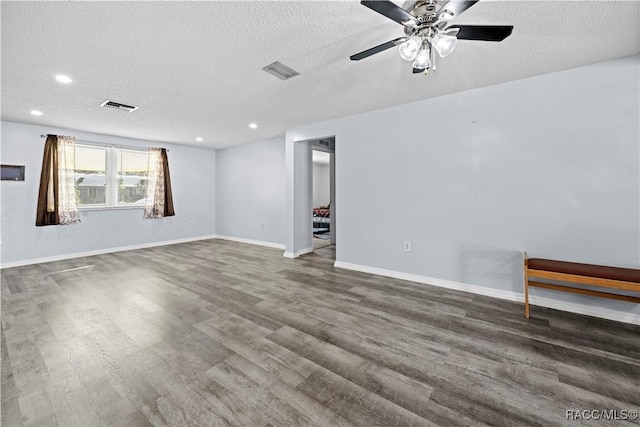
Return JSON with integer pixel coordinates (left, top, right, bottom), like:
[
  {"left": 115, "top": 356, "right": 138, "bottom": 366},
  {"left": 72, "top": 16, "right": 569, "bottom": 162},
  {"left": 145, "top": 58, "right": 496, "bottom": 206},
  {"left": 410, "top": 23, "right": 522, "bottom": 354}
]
[{"left": 1, "top": 239, "right": 639, "bottom": 426}]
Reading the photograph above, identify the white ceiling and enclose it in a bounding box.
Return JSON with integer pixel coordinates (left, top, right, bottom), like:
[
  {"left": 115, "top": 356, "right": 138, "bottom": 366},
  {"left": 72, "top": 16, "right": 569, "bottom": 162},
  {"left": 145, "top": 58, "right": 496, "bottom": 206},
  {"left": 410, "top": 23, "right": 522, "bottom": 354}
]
[{"left": 2, "top": 1, "right": 639, "bottom": 150}]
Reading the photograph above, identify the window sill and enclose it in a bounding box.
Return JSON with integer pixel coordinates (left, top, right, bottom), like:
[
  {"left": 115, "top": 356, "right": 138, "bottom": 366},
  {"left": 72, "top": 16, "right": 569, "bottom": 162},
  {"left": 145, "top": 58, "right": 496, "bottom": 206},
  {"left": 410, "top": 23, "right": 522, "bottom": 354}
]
[{"left": 78, "top": 205, "right": 145, "bottom": 211}]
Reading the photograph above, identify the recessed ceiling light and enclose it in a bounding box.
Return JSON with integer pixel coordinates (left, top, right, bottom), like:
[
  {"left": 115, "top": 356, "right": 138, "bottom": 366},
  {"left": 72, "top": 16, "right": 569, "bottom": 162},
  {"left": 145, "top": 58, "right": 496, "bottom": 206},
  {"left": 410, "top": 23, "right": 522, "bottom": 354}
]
[
  {"left": 249, "top": 123, "right": 258, "bottom": 129},
  {"left": 55, "top": 75, "right": 72, "bottom": 84},
  {"left": 196, "top": 137, "right": 203, "bottom": 142},
  {"left": 30, "top": 110, "right": 43, "bottom": 116}
]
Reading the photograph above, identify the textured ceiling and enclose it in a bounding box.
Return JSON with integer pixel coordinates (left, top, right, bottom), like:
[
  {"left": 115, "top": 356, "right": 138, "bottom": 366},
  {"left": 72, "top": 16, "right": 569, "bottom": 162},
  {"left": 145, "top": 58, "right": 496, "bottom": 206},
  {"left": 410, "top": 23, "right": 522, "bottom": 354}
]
[{"left": 2, "top": 1, "right": 639, "bottom": 149}]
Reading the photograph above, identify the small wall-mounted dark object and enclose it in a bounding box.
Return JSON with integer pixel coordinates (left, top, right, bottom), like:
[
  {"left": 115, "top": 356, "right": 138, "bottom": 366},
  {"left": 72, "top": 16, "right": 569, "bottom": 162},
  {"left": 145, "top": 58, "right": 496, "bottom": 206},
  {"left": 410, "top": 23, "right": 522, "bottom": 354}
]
[{"left": 1, "top": 165, "right": 26, "bottom": 181}]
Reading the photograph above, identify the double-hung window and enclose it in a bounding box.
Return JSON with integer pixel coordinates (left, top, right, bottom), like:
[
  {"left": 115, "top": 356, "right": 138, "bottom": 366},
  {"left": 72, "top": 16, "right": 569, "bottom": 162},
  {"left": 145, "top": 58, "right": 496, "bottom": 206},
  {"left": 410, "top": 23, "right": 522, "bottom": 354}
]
[{"left": 74, "top": 143, "right": 148, "bottom": 208}]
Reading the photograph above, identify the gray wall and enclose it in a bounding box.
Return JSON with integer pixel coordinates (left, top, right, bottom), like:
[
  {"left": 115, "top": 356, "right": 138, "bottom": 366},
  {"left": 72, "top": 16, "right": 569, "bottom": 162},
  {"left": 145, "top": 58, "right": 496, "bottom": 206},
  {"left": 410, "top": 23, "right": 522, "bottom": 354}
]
[
  {"left": 285, "top": 56, "right": 639, "bottom": 317},
  {"left": 0, "top": 121, "right": 216, "bottom": 266},
  {"left": 215, "top": 137, "right": 285, "bottom": 245},
  {"left": 312, "top": 161, "right": 330, "bottom": 208}
]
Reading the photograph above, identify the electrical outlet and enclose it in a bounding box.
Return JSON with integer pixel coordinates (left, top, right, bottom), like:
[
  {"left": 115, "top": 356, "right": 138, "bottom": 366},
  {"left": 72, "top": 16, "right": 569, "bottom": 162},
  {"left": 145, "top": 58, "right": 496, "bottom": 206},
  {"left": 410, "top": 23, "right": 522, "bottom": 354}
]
[
  {"left": 260, "top": 222, "right": 264, "bottom": 230},
  {"left": 403, "top": 241, "right": 412, "bottom": 252}
]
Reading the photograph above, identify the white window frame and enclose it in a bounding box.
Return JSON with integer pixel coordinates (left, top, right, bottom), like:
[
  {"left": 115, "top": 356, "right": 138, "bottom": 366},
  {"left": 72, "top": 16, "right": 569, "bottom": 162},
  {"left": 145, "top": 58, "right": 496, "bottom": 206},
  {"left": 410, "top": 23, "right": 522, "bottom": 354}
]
[{"left": 75, "top": 142, "right": 148, "bottom": 211}]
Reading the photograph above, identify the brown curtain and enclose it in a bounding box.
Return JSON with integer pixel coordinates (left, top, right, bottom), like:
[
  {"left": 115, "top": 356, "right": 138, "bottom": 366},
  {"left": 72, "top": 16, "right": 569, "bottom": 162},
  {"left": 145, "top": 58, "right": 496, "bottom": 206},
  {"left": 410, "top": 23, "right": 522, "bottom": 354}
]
[
  {"left": 36, "top": 135, "right": 59, "bottom": 226},
  {"left": 161, "top": 148, "right": 175, "bottom": 216}
]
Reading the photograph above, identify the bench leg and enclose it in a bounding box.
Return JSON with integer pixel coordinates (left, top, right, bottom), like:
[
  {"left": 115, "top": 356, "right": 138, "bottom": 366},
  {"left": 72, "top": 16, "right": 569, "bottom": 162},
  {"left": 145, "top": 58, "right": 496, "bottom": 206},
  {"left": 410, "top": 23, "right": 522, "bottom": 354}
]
[
  {"left": 525, "top": 280, "right": 530, "bottom": 319},
  {"left": 524, "top": 252, "right": 530, "bottom": 318}
]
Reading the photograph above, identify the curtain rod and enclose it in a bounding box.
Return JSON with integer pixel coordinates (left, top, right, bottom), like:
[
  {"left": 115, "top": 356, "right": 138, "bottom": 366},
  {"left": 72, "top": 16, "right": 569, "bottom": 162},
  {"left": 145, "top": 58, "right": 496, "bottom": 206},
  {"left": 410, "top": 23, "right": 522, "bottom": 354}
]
[{"left": 40, "top": 134, "right": 169, "bottom": 152}]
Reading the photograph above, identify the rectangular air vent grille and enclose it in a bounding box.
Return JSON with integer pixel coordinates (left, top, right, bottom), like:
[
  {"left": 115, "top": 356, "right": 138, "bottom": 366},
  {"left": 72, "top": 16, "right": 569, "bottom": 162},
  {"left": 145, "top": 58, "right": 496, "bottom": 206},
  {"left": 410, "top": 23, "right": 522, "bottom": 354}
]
[
  {"left": 262, "top": 61, "right": 300, "bottom": 80},
  {"left": 99, "top": 100, "right": 138, "bottom": 112}
]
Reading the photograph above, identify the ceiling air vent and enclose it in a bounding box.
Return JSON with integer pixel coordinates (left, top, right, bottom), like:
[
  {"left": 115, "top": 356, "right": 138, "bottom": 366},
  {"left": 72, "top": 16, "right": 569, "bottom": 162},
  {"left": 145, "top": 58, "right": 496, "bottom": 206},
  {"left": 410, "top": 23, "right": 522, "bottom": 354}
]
[
  {"left": 99, "top": 100, "right": 138, "bottom": 112},
  {"left": 262, "top": 61, "right": 300, "bottom": 80}
]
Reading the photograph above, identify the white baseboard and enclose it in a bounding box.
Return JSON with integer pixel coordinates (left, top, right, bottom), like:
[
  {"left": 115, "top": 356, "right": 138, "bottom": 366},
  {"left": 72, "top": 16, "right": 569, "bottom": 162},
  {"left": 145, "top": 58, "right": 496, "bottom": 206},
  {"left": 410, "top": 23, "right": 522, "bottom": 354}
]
[
  {"left": 334, "top": 261, "right": 521, "bottom": 301},
  {"left": 215, "top": 235, "right": 285, "bottom": 250},
  {"left": 283, "top": 247, "right": 313, "bottom": 258},
  {"left": 2, "top": 234, "right": 285, "bottom": 268},
  {"left": 334, "top": 261, "right": 639, "bottom": 326},
  {"left": 1, "top": 235, "right": 217, "bottom": 269},
  {"left": 528, "top": 293, "right": 639, "bottom": 325}
]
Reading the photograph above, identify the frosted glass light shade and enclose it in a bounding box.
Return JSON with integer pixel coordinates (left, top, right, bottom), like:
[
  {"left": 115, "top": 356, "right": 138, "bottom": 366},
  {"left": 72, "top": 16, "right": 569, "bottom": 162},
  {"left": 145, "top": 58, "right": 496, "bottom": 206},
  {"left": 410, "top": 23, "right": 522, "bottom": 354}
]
[
  {"left": 412, "top": 45, "right": 431, "bottom": 70},
  {"left": 432, "top": 33, "right": 457, "bottom": 58},
  {"left": 398, "top": 36, "right": 422, "bottom": 61}
]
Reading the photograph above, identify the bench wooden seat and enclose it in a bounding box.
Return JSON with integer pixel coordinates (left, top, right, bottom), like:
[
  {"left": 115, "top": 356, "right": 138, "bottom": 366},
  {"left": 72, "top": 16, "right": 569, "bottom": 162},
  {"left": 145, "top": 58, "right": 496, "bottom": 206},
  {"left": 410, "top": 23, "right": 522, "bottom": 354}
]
[{"left": 524, "top": 252, "right": 640, "bottom": 318}]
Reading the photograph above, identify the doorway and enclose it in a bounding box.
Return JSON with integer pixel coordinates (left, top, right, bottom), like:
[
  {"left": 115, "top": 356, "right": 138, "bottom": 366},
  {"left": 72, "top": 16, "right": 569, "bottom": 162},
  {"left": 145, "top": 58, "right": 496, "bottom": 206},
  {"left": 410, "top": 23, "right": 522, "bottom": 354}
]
[
  {"left": 284, "top": 134, "right": 336, "bottom": 260},
  {"left": 312, "top": 150, "right": 331, "bottom": 250},
  {"left": 311, "top": 140, "right": 335, "bottom": 259}
]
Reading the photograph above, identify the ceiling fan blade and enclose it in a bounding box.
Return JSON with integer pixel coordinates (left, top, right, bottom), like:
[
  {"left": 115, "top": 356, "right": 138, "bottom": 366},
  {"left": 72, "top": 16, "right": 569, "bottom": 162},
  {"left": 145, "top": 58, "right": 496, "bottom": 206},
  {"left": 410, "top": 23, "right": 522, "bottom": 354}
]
[
  {"left": 350, "top": 37, "right": 407, "bottom": 61},
  {"left": 412, "top": 67, "right": 425, "bottom": 74},
  {"left": 437, "top": 0, "right": 479, "bottom": 21},
  {"left": 361, "top": 1, "right": 417, "bottom": 26},
  {"left": 448, "top": 25, "right": 513, "bottom": 41}
]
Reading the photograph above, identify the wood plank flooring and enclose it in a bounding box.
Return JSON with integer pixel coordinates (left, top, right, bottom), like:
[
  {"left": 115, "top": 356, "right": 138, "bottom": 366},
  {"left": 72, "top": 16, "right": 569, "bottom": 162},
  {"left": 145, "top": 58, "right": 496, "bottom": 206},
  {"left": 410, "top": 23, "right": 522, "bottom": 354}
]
[{"left": 1, "top": 239, "right": 639, "bottom": 426}]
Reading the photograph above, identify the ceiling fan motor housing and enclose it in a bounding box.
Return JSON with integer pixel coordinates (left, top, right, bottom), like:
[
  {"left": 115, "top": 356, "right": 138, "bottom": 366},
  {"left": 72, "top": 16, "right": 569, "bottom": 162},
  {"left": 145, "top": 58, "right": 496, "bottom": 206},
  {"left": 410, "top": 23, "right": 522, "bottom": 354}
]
[
  {"left": 415, "top": 1, "right": 437, "bottom": 22},
  {"left": 405, "top": 0, "right": 438, "bottom": 35}
]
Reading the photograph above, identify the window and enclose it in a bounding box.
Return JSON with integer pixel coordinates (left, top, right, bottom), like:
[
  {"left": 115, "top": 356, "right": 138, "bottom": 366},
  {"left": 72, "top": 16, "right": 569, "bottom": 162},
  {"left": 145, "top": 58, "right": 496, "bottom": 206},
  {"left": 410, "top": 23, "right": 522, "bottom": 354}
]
[
  {"left": 75, "top": 145, "right": 106, "bottom": 206},
  {"left": 74, "top": 144, "right": 148, "bottom": 208},
  {"left": 116, "top": 149, "right": 149, "bottom": 205}
]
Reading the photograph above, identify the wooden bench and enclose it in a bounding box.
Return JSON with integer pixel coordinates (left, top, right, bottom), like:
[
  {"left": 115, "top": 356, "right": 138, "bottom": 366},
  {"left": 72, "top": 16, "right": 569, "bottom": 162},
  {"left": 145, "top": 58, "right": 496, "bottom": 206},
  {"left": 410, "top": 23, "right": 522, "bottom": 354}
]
[{"left": 523, "top": 252, "right": 640, "bottom": 318}]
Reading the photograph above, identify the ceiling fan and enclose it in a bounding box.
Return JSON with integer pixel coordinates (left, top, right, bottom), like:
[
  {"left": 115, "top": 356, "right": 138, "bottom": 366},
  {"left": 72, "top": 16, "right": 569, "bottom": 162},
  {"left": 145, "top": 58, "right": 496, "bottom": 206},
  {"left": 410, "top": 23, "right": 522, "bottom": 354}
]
[{"left": 350, "top": 0, "right": 513, "bottom": 75}]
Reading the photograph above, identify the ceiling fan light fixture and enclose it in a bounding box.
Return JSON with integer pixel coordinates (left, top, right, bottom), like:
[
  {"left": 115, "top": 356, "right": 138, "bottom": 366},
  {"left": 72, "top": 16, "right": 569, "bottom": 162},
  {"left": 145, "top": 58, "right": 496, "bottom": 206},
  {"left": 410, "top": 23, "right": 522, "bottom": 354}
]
[
  {"left": 398, "top": 36, "right": 422, "bottom": 61},
  {"left": 432, "top": 32, "right": 458, "bottom": 58},
  {"left": 412, "top": 44, "right": 431, "bottom": 70}
]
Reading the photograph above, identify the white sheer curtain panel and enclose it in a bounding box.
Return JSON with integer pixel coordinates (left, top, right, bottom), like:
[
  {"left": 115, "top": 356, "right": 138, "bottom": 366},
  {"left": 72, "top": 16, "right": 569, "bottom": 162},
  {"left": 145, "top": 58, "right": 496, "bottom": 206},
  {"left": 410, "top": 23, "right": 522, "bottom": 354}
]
[
  {"left": 144, "top": 147, "right": 166, "bottom": 218},
  {"left": 57, "top": 135, "right": 81, "bottom": 225}
]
